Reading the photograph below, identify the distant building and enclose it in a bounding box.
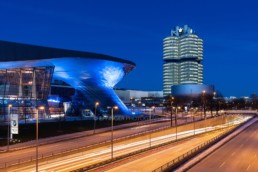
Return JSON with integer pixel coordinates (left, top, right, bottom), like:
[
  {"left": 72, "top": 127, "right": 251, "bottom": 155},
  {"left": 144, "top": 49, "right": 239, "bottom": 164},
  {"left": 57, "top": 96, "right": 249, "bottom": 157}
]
[
  {"left": 114, "top": 89, "right": 163, "bottom": 106},
  {"left": 163, "top": 25, "right": 203, "bottom": 96}
]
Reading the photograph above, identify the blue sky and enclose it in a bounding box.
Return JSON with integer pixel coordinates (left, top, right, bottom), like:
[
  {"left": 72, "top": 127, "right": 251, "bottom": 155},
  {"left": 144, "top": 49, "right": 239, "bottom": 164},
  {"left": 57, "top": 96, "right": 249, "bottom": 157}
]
[{"left": 0, "top": 0, "right": 257, "bottom": 97}]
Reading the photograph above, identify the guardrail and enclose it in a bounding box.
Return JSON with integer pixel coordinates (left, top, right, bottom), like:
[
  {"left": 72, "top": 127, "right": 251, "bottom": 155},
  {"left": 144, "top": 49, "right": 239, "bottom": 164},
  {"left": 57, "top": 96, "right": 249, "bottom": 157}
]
[
  {"left": 152, "top": 116, "right": 254, "bottom": 172},
  {"left": 152, "top": 133, "right": 225, "bottom": 172}
]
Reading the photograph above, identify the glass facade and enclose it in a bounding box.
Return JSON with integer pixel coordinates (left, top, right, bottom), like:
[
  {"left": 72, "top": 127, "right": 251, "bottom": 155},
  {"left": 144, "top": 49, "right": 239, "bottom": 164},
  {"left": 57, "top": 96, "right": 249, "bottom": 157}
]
[
  {"left": 0, "top": 66, "right": 54, "bottom": 121},
  {"left": 0, "top": 40, "right": 135, "bottom": 121},
  {"left": 163, "top": 25, "right": 203, "bottom": 96}
]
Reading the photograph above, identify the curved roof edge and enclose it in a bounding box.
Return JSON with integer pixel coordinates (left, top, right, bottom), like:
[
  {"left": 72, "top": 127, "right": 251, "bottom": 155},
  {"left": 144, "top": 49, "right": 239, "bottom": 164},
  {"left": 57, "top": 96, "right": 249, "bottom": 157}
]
[{"left": 0, "top": 40, "right": 136, "bottom": 66}]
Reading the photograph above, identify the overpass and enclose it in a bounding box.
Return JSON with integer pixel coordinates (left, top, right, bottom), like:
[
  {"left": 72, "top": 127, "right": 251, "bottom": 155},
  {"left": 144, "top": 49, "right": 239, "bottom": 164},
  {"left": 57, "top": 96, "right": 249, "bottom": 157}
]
[{"left": 224, "top": 110, "right": 258, "bottom": 115}]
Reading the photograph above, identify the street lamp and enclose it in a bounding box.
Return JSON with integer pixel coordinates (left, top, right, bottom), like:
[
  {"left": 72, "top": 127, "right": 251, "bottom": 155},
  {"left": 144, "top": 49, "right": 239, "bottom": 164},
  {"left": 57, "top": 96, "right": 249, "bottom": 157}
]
[
  {"left": 211, "top": 92, "right": 216, "bottom": 117},
  {"left": 110, "top": 106, "right": 118, "bottom": 160},
  {"left": 93, "top": 102, "right": 99, "bottom": 134},
  {"left": 175, "top": 106, "right": 180, "bottom": 140},
  {"left": 149, "top": 106, "right": 155, "bottom": 148},
  {"left": 171, "top": 97, "right": 174, "bottom": 127},
  {"left": 192, "top": 107, "right": 197, "bottom": 135},
  {"left": 202, "top": 90, "right": 208, "bottom": 133},
  {"left": 36, "top": 106, "right": 44, "bottom": 172},
  {"left": 7, "top": 104, "right": 12, "bottom": 151},
  {"left": 193, "top": 113, "right": 196, "bottom": 135},
  {"left": 202, "top": 90, "right": 206, "bottom": 119}
]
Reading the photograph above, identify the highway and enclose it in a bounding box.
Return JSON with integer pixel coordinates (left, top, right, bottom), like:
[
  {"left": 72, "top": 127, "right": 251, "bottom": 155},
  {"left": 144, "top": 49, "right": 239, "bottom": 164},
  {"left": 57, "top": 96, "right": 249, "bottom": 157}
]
[
  {"left": 106, "top": 128, "right": 232, "bottom": 172},
  {"left": 3, "top": 115, "right": 250, "bottom": 172},
  {"left": 6, "top": 126, "right": 231, "bottom": 171},
  {"left": 0, "top": 117, "right": 194, "bottom": 168},
  {"left": 189, "top": 118, "right": 258, "bottom": 172}
]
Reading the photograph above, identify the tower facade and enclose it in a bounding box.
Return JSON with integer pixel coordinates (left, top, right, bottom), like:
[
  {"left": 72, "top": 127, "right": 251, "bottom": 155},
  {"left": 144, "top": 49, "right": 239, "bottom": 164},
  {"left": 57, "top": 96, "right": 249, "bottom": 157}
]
[{"left": 163, "top": 25, "right": 203, "bottom": 96}]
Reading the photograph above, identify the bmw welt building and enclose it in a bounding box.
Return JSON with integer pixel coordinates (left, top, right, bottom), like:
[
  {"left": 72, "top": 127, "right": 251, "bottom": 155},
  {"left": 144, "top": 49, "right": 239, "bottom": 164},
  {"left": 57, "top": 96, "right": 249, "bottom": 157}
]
[{"left": 0, "top": 40, "right": 135, "bottom": 121}]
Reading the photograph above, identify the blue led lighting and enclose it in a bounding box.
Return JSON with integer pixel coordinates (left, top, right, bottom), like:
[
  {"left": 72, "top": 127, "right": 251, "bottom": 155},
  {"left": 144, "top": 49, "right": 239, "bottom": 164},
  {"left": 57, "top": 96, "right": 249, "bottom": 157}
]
[
  {"left": 47, "top": 99, "right": 60, "bottom": 103},
  {"left": 0, "top": 57, "right": 135, "bottom": 115}
]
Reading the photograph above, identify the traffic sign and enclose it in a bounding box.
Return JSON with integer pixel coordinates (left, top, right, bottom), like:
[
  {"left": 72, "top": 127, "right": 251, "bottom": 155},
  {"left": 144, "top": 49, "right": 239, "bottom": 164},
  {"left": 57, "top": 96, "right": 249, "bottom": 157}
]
[{"left": 11, "top": 114, "right": 19, "bottom": 134}]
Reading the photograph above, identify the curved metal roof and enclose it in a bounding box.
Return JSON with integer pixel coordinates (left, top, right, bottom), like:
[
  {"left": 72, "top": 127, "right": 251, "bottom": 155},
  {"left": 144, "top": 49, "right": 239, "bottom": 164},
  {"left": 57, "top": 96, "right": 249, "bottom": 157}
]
[{"left": 0, "top": 40, "right": 136, "bottom": 66}]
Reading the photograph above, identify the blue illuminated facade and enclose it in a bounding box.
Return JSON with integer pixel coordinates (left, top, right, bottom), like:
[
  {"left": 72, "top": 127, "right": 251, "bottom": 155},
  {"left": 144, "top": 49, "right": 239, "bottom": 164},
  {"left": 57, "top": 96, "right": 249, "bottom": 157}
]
[{"left": 0, "top": 40, "right": 135, "bottom": 117}]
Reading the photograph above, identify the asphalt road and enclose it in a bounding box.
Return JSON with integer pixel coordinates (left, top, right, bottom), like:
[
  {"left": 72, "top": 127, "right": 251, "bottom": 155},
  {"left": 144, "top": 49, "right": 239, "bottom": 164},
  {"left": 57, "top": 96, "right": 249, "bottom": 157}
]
[
  {"left": 0, "top": 117, "right": 193, "bottom": 168},
  {"left": 189, "top": 120, "right": 258, "bottom": 172},
  {"left": 0, "top": 115, "right": 246, "bottom": 171},
  {"left": 107, "top": 128, "right": 231, "bottom": 172},
  {"left": 3, "top": 116, "right": 248, "bottom": 172},
  {"left": 6, "top": 125, "right": 230, "bottom": 172}
]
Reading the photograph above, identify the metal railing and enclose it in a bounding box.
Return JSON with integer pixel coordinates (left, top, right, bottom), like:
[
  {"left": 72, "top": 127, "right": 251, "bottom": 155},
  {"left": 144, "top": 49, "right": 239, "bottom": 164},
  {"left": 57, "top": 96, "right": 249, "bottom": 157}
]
[{"left": 152, "top": 133, "right": 226, "bottom": 172}]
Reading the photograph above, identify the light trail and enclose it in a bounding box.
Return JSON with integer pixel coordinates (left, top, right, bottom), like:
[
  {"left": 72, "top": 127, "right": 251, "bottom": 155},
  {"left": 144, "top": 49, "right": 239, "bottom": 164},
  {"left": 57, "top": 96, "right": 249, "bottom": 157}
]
[{"left": 7, "top": 116, "right": 251, "bottom": 172}]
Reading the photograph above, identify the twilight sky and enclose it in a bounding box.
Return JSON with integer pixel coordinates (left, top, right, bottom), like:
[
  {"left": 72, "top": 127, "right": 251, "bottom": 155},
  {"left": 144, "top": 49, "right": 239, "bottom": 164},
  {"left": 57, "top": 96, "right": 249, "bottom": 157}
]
[{"left": 0, "top": 0, "right": 257, "bottom": 97}]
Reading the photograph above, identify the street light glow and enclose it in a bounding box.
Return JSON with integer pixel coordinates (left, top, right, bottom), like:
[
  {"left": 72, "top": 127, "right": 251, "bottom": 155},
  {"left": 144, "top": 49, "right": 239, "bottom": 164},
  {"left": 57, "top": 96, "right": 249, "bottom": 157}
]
[{"left": 39, "top": 106, "right": 45, "bottom": 110}]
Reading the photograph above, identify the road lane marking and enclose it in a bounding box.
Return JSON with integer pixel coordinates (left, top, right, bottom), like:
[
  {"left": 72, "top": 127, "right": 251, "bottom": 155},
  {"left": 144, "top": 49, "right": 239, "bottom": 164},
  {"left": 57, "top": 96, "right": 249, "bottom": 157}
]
[
  {"left": 219, "top": 162, "right": 225, "bottom": 168},
  {"left": 231, "top": 151, "right": 235, "bottom": 156},
  {"left": 131, "top": 126, "right": 148, "bottom": 129},
  {"left": 247, "top": 164, "right": 251, "bottom": 171}
]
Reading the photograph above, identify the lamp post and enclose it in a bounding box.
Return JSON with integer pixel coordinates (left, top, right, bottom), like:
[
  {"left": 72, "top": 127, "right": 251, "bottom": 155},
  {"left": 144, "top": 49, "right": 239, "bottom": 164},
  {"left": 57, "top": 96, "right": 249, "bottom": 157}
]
[
  {"left": 212, "top": 92, "right": 216, "bottom": 117},
  {"left": 193, "top": 113, "right": 195, "bottom": 135},
  {"left": 110, "top": 106, "right": 118, "bottom": 160},
  {"left": 93, "top": 102, "right": 99, "bottom": 134},
  {"left": 202, "top": 90, "right": 207, "bottom": 133},
  {"left": 175, "top": 106, "right": 180, "bottom": 140},
  {"left": 149, "top": 106, "right": 155, "bottom": 148},
  {"left": 213, "top": 92, "right": 217, "bottom": 116},
  {"left": 7, "top": 104, "right": 12, "bottom": 151},
  {"left": 170, "top": 97, "right": 174, "bottom": 127},
  {"left": 36, "top": 106, "right": 44, "bottom": 172},
  {"left": 202, "top": 90, "right": 206, "bottom": 119}
]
